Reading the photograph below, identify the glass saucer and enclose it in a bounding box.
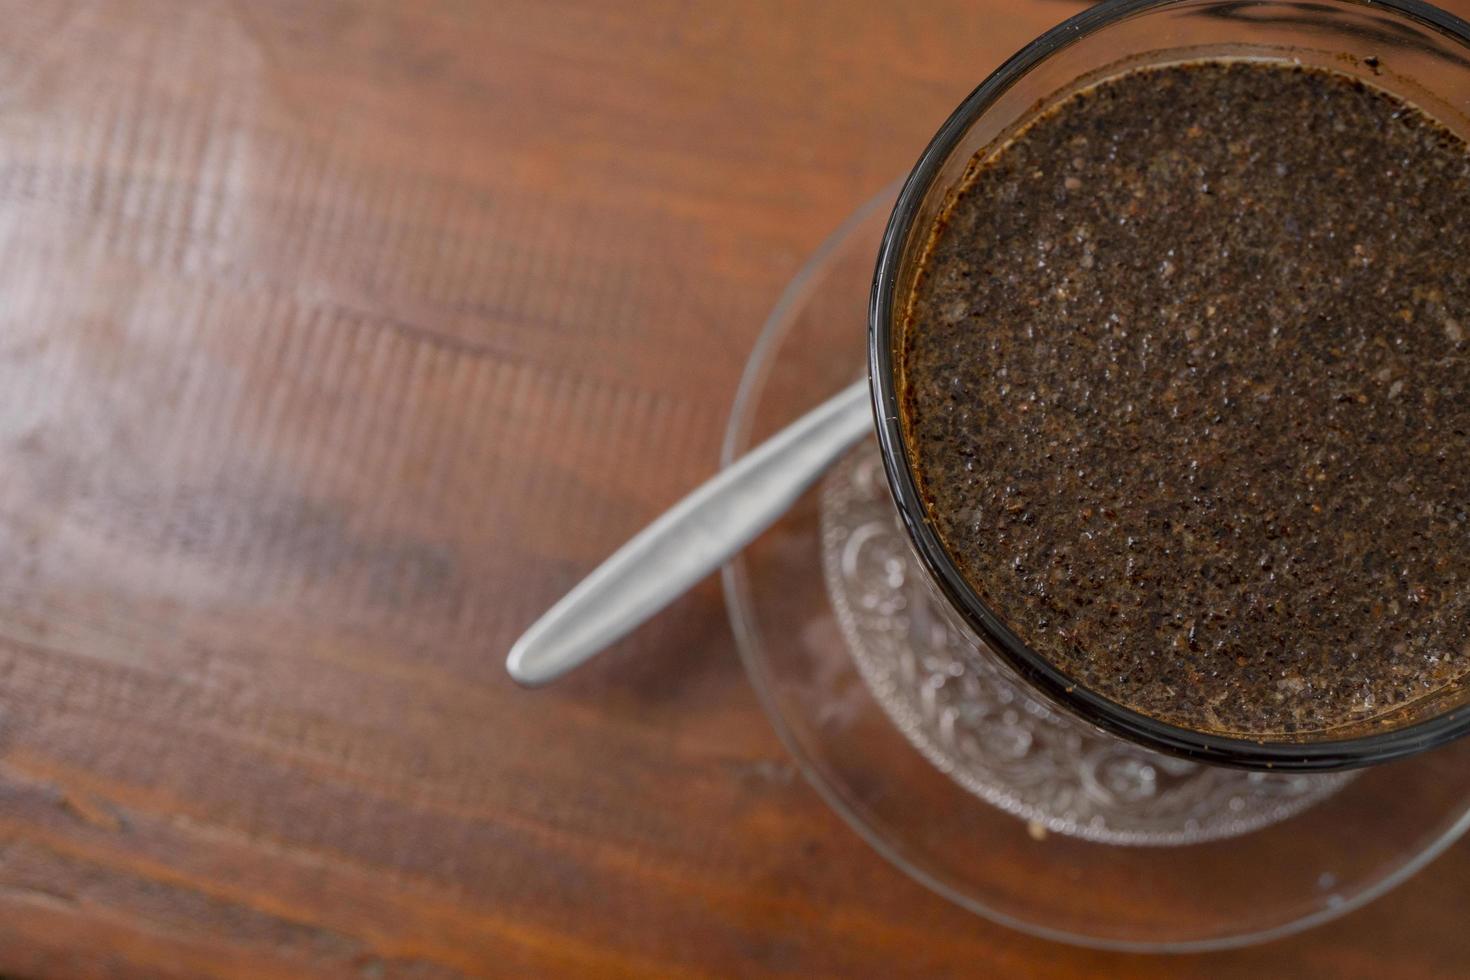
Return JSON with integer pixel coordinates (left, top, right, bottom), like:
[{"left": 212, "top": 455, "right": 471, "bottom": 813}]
[{"left": 720, "top": 187, "right": 1470, "bottom": 951}]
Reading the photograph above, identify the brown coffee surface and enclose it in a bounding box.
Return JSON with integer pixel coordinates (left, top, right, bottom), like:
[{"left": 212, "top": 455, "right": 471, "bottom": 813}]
[{"left": 901, "top": 60, "right": 1470, "bottom": 736}]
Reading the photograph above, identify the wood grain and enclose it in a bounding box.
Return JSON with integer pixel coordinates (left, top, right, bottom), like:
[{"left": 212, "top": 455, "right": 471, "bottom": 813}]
[{"left": 0, "top": 0, "right": 1467, "bottom": 976}]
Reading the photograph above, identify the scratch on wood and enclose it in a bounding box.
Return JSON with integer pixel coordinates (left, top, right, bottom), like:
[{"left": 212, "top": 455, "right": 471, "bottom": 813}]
[{"left": 60, "top": 792, "right": 125, "bottom": 834}]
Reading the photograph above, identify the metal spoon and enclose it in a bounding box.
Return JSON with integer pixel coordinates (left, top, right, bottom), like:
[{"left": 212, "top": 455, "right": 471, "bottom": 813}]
[{"left": 506, "top": 379, "right": 872, "bottom": 686}]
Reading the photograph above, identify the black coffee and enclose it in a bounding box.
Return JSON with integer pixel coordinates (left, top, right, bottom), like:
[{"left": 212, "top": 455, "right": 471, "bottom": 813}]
[{"left": 901, "top": 60, "right": 1470, "bottom": 735}]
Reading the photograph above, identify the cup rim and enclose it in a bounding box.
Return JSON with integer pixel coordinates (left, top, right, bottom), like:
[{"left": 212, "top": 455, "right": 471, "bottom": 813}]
[{"left": 867, "top": 0, "right": 1470, "bottom": 770}]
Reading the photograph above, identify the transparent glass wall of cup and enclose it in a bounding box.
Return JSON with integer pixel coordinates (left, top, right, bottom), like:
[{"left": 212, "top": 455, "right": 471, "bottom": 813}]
[{"left": 870, "top": 0, "right": 1470, "bottom": 770}]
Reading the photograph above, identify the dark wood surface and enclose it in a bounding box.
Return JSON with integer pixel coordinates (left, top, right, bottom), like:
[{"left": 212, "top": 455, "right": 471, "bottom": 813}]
[{"left": 0, "top": 1, "right": 1467, "bottom": 976}]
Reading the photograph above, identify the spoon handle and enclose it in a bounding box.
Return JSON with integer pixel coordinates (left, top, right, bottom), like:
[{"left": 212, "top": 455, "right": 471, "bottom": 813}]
[{"left": 506, "top": 379, "right": 873, "bottom": 686}]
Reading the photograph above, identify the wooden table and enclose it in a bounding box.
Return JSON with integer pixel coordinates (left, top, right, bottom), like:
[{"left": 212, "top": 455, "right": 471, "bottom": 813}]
[{"left": 1, "top": 1, "right": 1467, "bottom": 976}]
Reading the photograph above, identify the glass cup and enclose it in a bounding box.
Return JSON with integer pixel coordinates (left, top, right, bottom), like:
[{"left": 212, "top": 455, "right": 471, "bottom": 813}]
[{"left": 869, "top": 0, "right": 1470, "bottom": 770}]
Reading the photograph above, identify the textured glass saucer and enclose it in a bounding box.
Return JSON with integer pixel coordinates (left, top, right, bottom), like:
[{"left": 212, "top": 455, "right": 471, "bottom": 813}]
[{"left": 721, "top": 188, "right": 1470, "bottom": 951}]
